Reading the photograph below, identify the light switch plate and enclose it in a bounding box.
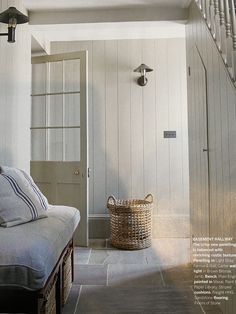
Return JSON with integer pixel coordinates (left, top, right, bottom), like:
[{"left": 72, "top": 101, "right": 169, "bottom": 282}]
[{"left": 164, "top": 131, "right": 176, "bottom": 138}]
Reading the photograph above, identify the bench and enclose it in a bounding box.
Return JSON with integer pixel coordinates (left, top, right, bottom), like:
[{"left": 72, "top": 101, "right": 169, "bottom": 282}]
[{"left": 0, "top": 205, "right": 80, "bottom": 314}]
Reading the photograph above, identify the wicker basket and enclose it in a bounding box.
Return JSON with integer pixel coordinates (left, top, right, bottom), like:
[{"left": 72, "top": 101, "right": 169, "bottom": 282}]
[
  {"left": 40, "top": 280, "right": 56, "bottom": 314},
  {"left": 62, "top": 248, "right": 73, "bottom": 306},
  {"left": 107, "top": 194, "right": 153, "bottom": 250}
]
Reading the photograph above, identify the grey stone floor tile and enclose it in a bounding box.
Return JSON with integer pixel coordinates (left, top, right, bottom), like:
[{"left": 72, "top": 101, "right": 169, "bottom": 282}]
[
  {"left": 89, "top": 248, "right": 152, "bottom": 265},
  {"left": 147, "top": 238, "right": 191, "bottom": 265},
  {"left": 75, "top": 285, "right": 203, "bottom": 314},
  {"left": 161, "top": 264, "right": 193, "bottom": 287},
  {"left": 74, "top": 264, "right": 108, "bottom": 285},
  {"left": 62, "top": 285, "right": 81, "bottom": 314},
  {"left": 108, "top": 263, "right": 163, "bottom": 287},
  {"left": 74, "top": 247, "right": 91, "bottom": 264},
  {"left": 202, "top": 305, "right": 223, "bottom": 313}
]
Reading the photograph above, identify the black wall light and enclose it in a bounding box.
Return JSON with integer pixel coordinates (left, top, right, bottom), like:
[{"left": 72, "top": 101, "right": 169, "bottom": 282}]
[
  {"left": 0, "top": 7, "right": 29, "bottom": 43},
  {"left": 134, "top": 63, "right": 153, "bottom": 86}
]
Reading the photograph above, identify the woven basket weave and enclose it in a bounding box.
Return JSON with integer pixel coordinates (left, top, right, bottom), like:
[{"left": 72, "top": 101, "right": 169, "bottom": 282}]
[{"left": 107, "top": 194, "right": 153, "bottom": 250}]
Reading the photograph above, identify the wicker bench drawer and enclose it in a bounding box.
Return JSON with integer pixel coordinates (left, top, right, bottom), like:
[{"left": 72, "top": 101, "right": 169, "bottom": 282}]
[
  {"left": 62, "top": 248, "right": 73, "bottom": 305},
  {"left": 40, "top": 280, "right": 56, "bottom": 314}
]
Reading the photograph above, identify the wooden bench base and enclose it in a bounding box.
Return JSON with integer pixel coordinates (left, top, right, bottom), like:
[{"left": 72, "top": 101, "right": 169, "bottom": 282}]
[{"left": 0, "top": 239, "right": 74, "bottom": 314}]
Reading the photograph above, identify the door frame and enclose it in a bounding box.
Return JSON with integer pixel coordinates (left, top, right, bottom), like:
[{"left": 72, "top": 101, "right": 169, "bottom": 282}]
[
  {"left": 195, "top": 45, "right": 211, "bottom": 238},
  {"left": 31, "top": 51, "right": 89, "bottom": 246}
]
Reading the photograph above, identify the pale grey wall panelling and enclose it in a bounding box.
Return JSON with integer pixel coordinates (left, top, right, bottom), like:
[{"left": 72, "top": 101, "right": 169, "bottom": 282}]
[
  {"left": 130, "top": 40, "right": 144, "bottom": 200},
  {"left": 142, "top": 39, "right": 157, "bottom": 204},
  {"left": 117, "top": 40, "right": 132, "bottom": 200},
  {"left": 212, "top": 50, "right": 224, "bottom": 236},
  {"left": 51, "top": 38, "right": 189, "bottom": 238},
  {"left": 169, "top": 38, "right": 188, "bottom": 217},
  {"left": 220, "top": 63, "right": 231, "bottom": 237},
  {"left": 187, "top": 3, "right": 236, "bottom": 312},
  {"left": 92, "top": 41, "right": 106, "bottom": 214},
  {"left": 155, "top": 39, "right": 171, "bottom": 215},
  {"left": 105, "top": 40, "right": 118, "bottom": 205},
  {"left": 227, "top": 79, "right": 236, "bottom": 238},
  {"left": 0, "top": 0, "right": 31, "bottom": 172},
  {"left": 180, "top": 39, "right": 189, "bottom": 218}
]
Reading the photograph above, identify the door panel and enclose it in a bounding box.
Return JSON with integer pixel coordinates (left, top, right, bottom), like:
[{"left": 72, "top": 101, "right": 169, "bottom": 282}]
[
  {"left": 31, "top": 51, "right": 88, "bottom": 246},
  {"left": 191, "top": 46, "right": 210, "bottom": 238}
]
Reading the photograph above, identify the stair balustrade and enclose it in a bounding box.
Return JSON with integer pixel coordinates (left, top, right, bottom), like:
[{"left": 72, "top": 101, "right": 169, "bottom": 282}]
[{"left": 195, "top": 0, "right": 236, "bottom": 82}]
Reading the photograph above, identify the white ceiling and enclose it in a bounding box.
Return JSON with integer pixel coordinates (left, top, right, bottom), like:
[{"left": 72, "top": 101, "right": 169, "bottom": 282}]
[
  {"left": 24, "top": 0, "right": 191, "bottom": 11},
  {"left": 27, "top": 0, "right": 189, "bottom": 55}
]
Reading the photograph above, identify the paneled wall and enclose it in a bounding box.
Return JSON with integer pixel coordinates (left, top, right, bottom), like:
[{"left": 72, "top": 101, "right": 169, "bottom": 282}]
[
  {"left": 51, "top": 38, "right": 189, "bottom": 238},
  {"left": 186, "top": 2, "right": 236, "bottom": 313},
  {"left": 0, "top": 0, "right": 31, "bottom": 172},
  {"left": 186, "top": 1, "right": 236, "bottom": 239}
]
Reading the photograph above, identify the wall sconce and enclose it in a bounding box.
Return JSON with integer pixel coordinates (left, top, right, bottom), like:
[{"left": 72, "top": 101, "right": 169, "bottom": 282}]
[
  {"left": 0, "top": 7, "right": 29, "bottom": 43},
  {"left": 134, "top": 63, "right": 153, "bottom": 86}
]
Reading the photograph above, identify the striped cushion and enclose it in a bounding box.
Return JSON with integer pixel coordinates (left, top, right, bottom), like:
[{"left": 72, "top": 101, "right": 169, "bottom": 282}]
[{"left": 0, "top": 166, "right": 48, "bottom": 227}]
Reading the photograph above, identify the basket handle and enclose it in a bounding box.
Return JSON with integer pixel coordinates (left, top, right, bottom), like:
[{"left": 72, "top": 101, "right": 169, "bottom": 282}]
[
  {"left": 144, "top": 194, "right": 153, "bottom": 203},
  {"left": 107, "top": 195, "right": 117, "bottom": 207}
]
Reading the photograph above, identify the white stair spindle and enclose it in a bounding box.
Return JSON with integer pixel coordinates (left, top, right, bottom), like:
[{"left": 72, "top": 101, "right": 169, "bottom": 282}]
[
  {"left": 214, "top": 0, "right": 221, "bottom": 47},
  {"left": 229, "top": 0, "right": 236, "bottom": 78},
  {"left": 199, "top": 0, "right": 203, "bottom": 10},
  {"left": 202, "top": 0, "right": 207, "bottom": 18},
  {"left": 224, "top": 0, "right": 233, "bottom": 67},
  {"left": 219, "top": 0, "right": 227, "bottom": 59},
  {"left": 210, "top": 0, "right": 216, "bottom": 35},
  {"left": 205, "top": 0, "right": 212, "bottom": 28}
]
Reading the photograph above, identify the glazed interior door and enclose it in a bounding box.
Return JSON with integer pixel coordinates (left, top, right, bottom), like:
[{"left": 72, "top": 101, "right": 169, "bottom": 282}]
[{"left": 30, "top": 51, "right": 88, "bottom": 246}]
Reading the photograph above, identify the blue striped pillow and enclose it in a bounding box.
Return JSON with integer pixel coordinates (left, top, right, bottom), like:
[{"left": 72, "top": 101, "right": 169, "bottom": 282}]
[{"left": 0, "top": 166, "right": 48, "bottom": 227}]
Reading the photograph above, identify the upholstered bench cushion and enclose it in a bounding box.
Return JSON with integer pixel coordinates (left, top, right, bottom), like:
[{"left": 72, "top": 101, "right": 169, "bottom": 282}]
[{"left": 0, "top": 205, "right": 80, "bottom": 290}]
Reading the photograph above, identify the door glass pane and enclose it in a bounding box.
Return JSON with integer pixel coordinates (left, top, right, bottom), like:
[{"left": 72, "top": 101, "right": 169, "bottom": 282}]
[
  {"left": 31, "top": 129, "right": 46, "bottom": 161},
  {"left": 48, "top": 129, "right": 63, "bottom": 161},
  {"left": 49, "top": 61, "right": 63, "bottom": 93},
  {"left": 64, "top": 128, "right": 80, "bottom": 161},
  {"left": 32, "top": 63, "right": 47, "bottom": 95},
  {"left": 64, "top": 59, "right": 80, "bottom": 92},
  {"left": 48, "top": 95, "right": 63, "bottom": 127},
  {"left": 64, "top": 94, "right": 80, "bottom": 126},
  {"left": 32, "top": 96, "right": 46, "bottom": 127}
]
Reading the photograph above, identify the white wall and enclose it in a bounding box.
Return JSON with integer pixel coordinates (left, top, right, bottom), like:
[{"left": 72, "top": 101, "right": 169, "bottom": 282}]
[
  {"left": 52, "top": 38, "right": 189, "bottom": 237},
  {"left": 0, "top": 0, "right": 31, "bottom": 172}
]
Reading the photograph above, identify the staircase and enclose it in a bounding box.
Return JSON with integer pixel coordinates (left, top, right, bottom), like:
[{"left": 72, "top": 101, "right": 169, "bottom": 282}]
[{"left": 195, "top": 0, "right": 236, "bottom": 84}]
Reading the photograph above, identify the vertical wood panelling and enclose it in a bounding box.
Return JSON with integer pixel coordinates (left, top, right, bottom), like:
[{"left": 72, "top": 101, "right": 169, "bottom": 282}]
[
  {"left": 51, "top": 38, "right": 189, "bottom": 231},
  {"left": 155, "top": 39, "right": 171, "bottom": 215},
  {"left": 227, "top": 79, "right": 236, "bottom": 237},
  {"left": 130, "top": 40, "right": 144, "bottom": 199},
  {"left": 180, "top": 39, "right": 190, "bottom": 216},
  {"left": 187, "top": 2, "right": 236, "bottom": 312},
  {"left": 0, "top": 0, "right": 31, "bottom": 172},
  {"left": 92, "top": 41, "right": 106, "bottom": 213},
  {"left": 105, "top": 41, "right": 118, "bottom": 206},
  {"left": 142, "top": 39, "right": 157, "bottom": 202},
  {"left": 220, "top": 62, "right": 231, "bottom": 236},
  {"left": 168, "top": 39, "right": 187, "bottom": 216},
  {"left": 117, "top": 40, "right": 132, "bottom": 199}
]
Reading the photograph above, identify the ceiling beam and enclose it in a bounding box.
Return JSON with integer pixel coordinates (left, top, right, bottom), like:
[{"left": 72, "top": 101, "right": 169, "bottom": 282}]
[{"left": 29, "top": 6, "right": 188, "bottom": 25}]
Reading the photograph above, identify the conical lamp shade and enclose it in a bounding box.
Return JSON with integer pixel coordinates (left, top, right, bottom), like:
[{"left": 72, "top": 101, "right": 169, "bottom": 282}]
[{"left": 0, "top": 7, "right": 29, "bottom": 24}]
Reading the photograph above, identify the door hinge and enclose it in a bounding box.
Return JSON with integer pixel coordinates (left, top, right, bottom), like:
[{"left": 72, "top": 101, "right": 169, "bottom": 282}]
[
  {"left": 188, "top": 66, "right": 191, "bottom": 76},
  {"left": 88, "top": 167, "right": 91, "bottom": 178}
]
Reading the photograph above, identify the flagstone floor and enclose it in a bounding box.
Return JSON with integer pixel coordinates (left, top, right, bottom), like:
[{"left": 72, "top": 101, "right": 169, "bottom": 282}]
[{"left": 62, "top": 239, "right": 222, "bottom": 314}]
